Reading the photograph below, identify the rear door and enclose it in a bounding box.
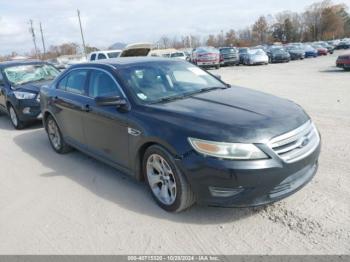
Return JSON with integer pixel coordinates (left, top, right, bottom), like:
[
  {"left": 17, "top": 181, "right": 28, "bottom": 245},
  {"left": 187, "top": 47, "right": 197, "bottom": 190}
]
[
  {"left": 51, "top": 69, "right": 90, "bottom": 146},
  {"left": 82, "top": 69, "right": 129, "bottom": 168}
]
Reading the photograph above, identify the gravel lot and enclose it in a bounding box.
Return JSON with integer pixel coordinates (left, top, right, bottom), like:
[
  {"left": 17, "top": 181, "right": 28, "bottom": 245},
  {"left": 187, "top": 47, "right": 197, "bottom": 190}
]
[{"left": 0, "top": 51, "right": 349, "bottom": 255}]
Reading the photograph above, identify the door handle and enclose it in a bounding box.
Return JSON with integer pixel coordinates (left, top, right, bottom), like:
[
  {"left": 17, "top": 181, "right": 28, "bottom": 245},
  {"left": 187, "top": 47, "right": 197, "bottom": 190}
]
[
  {"left": 52, "top": 96, "right": 59, "bottom": 102},
  {"left": 82, "top": 104, "right": 91, "bottom": 112}
]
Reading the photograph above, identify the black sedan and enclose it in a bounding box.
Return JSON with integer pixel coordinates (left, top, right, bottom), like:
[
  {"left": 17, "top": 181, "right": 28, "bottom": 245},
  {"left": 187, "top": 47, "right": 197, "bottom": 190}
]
[
  {"left": 267, "top": 47, "right": 291, "bottom": 63},
  {"left": 40, "top": 57, "right": 321, "bottom": 212},
  {"left": 0, "top": 60, "right": 60, "bottom": 129},
  {"left": 285, "top": 46, "right": 305, "bottom": 60}
]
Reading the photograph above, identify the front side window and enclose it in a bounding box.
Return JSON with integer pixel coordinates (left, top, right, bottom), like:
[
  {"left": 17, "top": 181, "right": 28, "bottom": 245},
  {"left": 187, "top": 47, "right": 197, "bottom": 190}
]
[
  {"left": 117, "top": 61, "right": 226, "bottom": 103},
  {"left": 58, "top": 70, "right": 88, "bottom": 95},
  {"left": 4, "top": 64, "right": 60, "bottom": 87},
  {"left": 88, "top": 70, "right": 121, "bottom": 98},
  {"left": 97, "top": 54, "right": 107, "bottom": 60}
]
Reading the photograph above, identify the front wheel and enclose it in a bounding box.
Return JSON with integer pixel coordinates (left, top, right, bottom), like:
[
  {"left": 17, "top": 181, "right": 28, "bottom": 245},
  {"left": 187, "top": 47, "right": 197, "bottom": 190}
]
[
  {"left": 8, "top": 105, "right": 24, "bottom": 130},
  {"left": 143, "top": 145, "right": 196, "bottom": 212},
  {"left": 46, "top": 115, "right": 72, "bottom": 154}
]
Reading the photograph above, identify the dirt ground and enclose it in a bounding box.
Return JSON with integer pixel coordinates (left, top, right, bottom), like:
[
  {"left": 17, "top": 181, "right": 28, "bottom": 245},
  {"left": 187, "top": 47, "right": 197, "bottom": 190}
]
[{"left": 0, "top": 50, "right": 349, "bottom": 254}]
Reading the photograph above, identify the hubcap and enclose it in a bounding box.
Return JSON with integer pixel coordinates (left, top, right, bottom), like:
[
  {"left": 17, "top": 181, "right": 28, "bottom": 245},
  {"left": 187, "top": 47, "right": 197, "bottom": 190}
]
[
  {"left": 9, "top": 107, "right": 18, "bottom": 127},
  {"left": 146, "top": 154, "right": 177, "bottom": 205},
  {"left": 47, "top": 119, "right": 61, "bottom": 150}
]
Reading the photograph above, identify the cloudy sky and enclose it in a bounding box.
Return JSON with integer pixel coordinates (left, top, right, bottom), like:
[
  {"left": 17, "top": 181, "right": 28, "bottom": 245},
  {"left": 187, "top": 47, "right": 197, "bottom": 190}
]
[{"left": 0, "top": 0, "right": 347, "bottom": 55}]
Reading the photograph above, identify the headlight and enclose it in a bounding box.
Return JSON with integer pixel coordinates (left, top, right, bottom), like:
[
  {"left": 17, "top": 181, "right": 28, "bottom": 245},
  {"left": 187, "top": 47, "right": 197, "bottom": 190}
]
[
  {"left": 13, "top": 91, "right": 36, "bottom": 100},
  {"left": 188, "top": 138, "right": 268, "bottom": 160}
]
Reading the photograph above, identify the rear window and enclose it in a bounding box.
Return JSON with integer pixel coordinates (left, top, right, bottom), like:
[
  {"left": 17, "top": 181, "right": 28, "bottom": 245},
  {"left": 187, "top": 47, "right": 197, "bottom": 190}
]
[{"left": 107, "top": 52, "right": 120, "bottom": 58}]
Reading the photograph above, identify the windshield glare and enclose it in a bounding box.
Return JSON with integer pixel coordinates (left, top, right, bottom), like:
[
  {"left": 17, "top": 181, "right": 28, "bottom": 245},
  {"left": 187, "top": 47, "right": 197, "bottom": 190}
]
[
  {"left": 117, "top": 62, "right": 226, "bottom": 103},
  {"left": 4, "top": 64, "right": 60, "bottom": 86}
]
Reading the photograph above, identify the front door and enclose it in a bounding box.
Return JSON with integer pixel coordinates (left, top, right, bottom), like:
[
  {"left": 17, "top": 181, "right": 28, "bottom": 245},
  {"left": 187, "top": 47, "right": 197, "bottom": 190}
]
[{"left": 82, "top": 69, "right": 129, "bottom": 169}]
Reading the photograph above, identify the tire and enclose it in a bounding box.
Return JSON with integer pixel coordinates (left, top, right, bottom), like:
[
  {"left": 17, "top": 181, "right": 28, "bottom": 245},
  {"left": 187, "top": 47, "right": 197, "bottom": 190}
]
[
  {"left": 215, "top": 65, "right": 220, "bottom": 69},
  {"left": 8, "top": 104, "right": 25, "bottom": 130},
  {"left": 143, "top": 145, "right": 196, "bottom": 212},
  {"left": 45, "top": 115, "right": 72, "bottom": 154}
]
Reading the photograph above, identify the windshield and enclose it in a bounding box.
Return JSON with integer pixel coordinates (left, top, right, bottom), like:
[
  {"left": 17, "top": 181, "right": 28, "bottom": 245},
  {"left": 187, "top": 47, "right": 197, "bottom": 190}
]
[
  {"left": 220, "top": 48, "right": 236, "bottom": 54},
  {"left": 171, "top": 52, "right": 185, "bottom": 58},
  {"left": 4, "top": 64, "right": 60, "bottom": 86},
  {"left": 249, "top": 49, "right": 265, "bottom": 55},
  {"left": 107, "top": 52, "right": 121, "bottom": 58},
  {"left": 117, "top": 61, "right": 226, "bottom": 103},
  {"left": 239, "top": 48, "right": 249, "bottom": 53}
]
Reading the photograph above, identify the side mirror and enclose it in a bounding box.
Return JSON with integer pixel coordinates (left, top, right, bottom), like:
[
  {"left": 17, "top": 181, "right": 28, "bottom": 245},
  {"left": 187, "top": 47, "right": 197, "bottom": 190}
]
[{"left": 95, "top": 96, "right": 128, "bottom": 109}]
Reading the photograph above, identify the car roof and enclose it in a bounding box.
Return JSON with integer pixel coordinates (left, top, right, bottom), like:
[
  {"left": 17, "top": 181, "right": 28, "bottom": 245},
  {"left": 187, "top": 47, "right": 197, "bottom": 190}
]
[
  {"left": 0, "top": 60, "right": 45, "bottom": 68},
  {"left": 72, "top": 56, "right": 185, "bottom": 68}
]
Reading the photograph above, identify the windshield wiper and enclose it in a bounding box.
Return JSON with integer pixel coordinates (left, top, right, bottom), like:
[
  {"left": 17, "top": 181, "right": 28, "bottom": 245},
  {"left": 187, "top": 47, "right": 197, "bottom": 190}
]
[
  {"left": 185, "top": 86, "right": 228, "bottom": 97},
  {"left": 152, "top": 94, "right": 187, "bottom": 104}
]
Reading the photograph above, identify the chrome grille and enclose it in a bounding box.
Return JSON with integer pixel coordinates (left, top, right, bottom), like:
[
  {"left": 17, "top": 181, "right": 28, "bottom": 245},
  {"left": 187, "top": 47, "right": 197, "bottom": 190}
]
[{"left": 268, "top": 121, "right": 320, "bottom": 163}]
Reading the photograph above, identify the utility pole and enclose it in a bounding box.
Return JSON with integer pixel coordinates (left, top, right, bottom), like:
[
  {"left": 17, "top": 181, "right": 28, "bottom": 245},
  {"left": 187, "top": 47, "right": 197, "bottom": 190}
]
[
  {"left": 77, "top": 9, "right": 87, "bottom": 58},
  {"left": 39, "top": 22, "right": 46, "bottom": 59},
  {"left": 29, "top": 19, "right": 39, "bottom": 59}
]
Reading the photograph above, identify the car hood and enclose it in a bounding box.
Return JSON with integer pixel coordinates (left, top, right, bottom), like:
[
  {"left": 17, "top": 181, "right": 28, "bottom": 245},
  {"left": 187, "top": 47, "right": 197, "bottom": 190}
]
[
  {"left": 13, "top": 80, "right": 53, "bottom": 93},
  {"left": 145, "top": 86, "right": 309, "bottom": 143},
  {"left": 289, "top": 50, "right": 304, "bottom": 54}
]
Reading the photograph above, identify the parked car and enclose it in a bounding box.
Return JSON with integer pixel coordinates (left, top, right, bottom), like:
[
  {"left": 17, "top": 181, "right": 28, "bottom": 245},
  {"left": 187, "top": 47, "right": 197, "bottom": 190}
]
[
  {"left": 119, "top": 43, "right": 153, "bottom": 57},
  {"left": 336, "top": 54, "right": 350, "bottom": 71},
  {"left": 0, "top": 60, "right": 60, "bottom": 129},
  {"left": 219, "top": 47, "right": 240, "bottom": 66},
  {"left": 164, "top": 51, "right": 188, "bottom": 60},
  {"left": 311, "top": 44, "right": 328, "bottom": 56},
  {"left": 238, "top": 47, "right": 250, "bottom": 64},
  {"left": 267, "top": 46, "right": 291, "bottom": 63},
  {"left": 243, "top": 49, "right": 269, "bottom": 65},
  {"left": 88, "top": 50, "right": 122, "bottom": 61},
  {"left": 335, "top": 41, "right": 350, "bottom": 50},
  {"left": 192, "top": 47, "right": 220, "bottom": 69},
  {"left": 40, "top": 57, "right": 321, "bottom": 212},
  {"left": 285, "top": 46, "right": 305, "bottom": 60},
  {"left": 303, "top": 45, "right": 318, "bottom": 58},
  {"left": 316, "top": 42, "right": 334, "bottom": 54}
]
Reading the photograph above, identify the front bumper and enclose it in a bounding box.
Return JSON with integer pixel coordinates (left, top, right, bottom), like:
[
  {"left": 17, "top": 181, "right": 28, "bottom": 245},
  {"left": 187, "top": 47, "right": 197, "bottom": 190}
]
[
  {"left": 271, "top": 57, "right": 290, "bottom": 62},
  {"left": 336, "top": 60, "right": 350, "bottom": 69},
  {"left": 177, "top": 142, "right": 320, "bottom": 207},
  {"left": 12, "top": 99, "right": 42, "bottom": 122},
  {"left": 290, "top": 53, "right": 305, "bottom": 60},
  {"left": 197, "top": 61, "right": 220, "bottom": 67},
  {"left": 222, "top": 57, "right": 239, "bottom": 65}
]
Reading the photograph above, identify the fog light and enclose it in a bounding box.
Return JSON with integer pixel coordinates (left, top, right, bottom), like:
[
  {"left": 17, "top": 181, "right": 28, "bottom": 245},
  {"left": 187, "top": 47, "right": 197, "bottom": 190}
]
[
  {"left": 22, "top": 107, "right": 31, "bottom": 114},
  {"left": 209, "top": 186, "right": 244, "bottom": 198}
]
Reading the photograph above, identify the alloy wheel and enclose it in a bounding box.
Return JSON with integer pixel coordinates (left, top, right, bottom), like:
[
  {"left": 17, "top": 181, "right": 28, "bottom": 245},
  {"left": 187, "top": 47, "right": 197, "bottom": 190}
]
[
  {"left": 47, "top": 118, "right": 61, "bottom": 150},
  {"left": 9, "top": 106, "right": 18, "bottom": 127},
  {"left": 146, "top": 154, "right": 177, "bottom": 205}
]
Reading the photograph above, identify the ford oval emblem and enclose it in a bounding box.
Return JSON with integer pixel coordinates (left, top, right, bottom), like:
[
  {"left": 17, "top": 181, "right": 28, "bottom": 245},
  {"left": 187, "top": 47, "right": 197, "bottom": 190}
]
[{"left": 301, "top": 137, "right": 310, "bottom": 147}]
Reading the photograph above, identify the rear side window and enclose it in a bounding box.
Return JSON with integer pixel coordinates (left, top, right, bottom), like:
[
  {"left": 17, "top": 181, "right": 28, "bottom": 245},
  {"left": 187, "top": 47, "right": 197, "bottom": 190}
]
[
  {"left": 57, "top": 70, "right": 88, "bottom": 95},
  {"left": 97, "top": 54, "right": 107, "bottom": 60},
  {"left": 90, "top": 54, "right": 96, "bottom": 61},
  {"left": 88, "top": 70, "right": 121, "bottom": 98}
]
